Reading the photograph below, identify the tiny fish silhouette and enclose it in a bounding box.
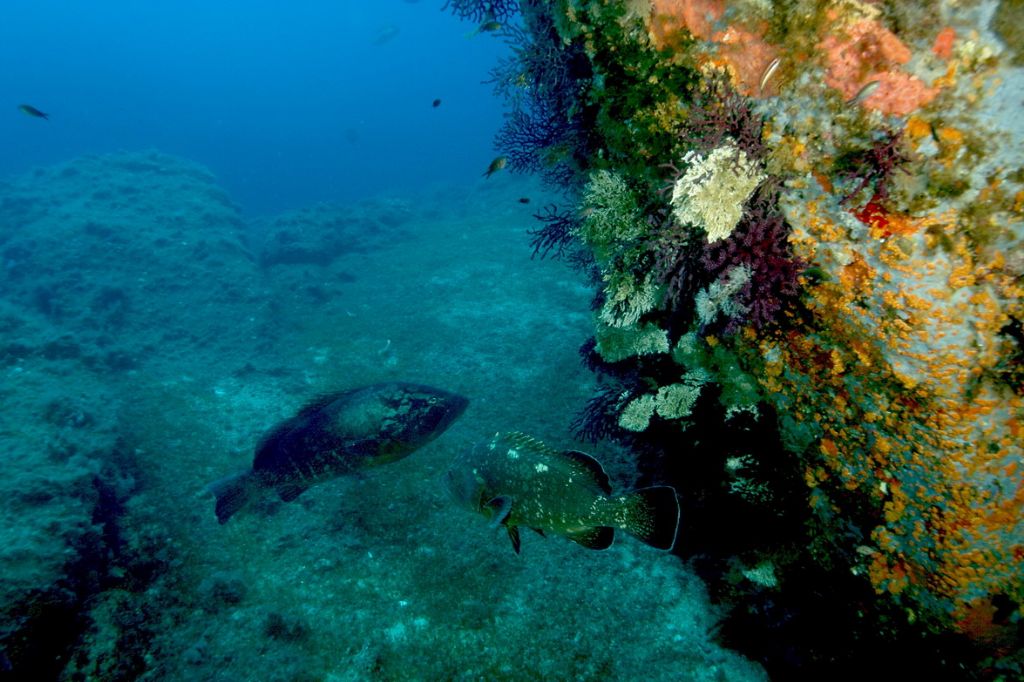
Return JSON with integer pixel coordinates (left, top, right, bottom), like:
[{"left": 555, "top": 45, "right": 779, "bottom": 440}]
[
  {"left": 209, "top": 382, "right": 468, "bottom": 523},
  {"left": 18, "top": 104, "right": 48, "bottom": 120},
  {"left": 483, "top": 156, "right": 507, "bottom": 178},
  {"left": 465, "top": 20, "right": 502, "bottom": 38},
  {"left": 373, "top": 25, "right": 400, "bottom": 46},
  {"left": 432, "top": 98, "right": 442, "bottom": 108}
]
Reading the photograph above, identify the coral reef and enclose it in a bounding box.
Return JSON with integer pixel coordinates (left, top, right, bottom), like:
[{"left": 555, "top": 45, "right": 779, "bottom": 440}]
[
  {"left": 817, "top": 9, "right": 939, "bottom": 116},
  {"left": 487, "top": 7, "right": 594, "bottom": 191},
  {"left": 698, "top": 181, "right": 805, "bottom": 332},
  {"left": 992, "top": 0, "right": 1024, "bottom": 65},
  {"left": 477, "top": 0, "right": 1024, "bottom": 676},
  {"left": 669, "top": 142, "right": 766, "bottom": 243},
  {"left": 527, "top": 203, "right": 580, "bottom": 259},
  {"left": 442, "top": 0, "right": 520, "bottom": 24}
]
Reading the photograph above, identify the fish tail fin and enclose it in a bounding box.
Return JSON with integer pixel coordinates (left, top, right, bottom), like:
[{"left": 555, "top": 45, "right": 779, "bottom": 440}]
[
  {"left": 207, "top": 471, "right": 259, "bottom": 524},
  {"left": 621, "top": 486, "right": 680, "bottom": 551}
]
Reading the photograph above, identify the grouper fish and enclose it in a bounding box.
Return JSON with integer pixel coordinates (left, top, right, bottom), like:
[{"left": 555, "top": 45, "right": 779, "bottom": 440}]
[
  {"left": 210, "top": 382, "right": 468, "bottom": 524},
  {"left": 445, "top": 432, "right": 680, "bottom": 553}
]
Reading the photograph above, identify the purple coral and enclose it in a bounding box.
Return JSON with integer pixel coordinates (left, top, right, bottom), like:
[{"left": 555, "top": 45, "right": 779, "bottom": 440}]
[
  {"left": 494, "top": 103, "right": 583, "bottom": 189},
  {"left": 652, "top": 77, "right": 802, "bottom": 333},
  {"left": 487, "top": 8, "right": 594, "bottom": 190},
  {"left": 651, "top": 213, "right": 704, "bottom": 312},
  {"left": 681, "top": 78, "right": 766, "bottom": 161},
  {"left": 700, "top": 181, "right": 805, "bottom": 331},
  {"left": 528, "top": 204, "right": 579, "bottom": 259},
  {"left": 442, "top": 0, "right": 519, "bottom": 23},
  {"left": 571, "top": 380, "right": 631, "bottom": 444},
  {"left": 836, "top": 127, "right": 908, "bottom": 205}
]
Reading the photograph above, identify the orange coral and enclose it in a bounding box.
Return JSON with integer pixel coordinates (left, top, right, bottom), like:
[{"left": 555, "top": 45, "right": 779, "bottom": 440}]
[
  {"left": 712, "top": 24, "right": 779, "bottom": 97},
  {"left": 648, "top": 0, "right": 777, "bottom": 97},
  {"left": 648, "top": 0, "right": 724, "bottom": 45},
  {"left": 818, "top": 18, "right": 938, "bottom": 116},
  {"left": 585, "top": 0, "right": 1021, "bottom": 647},
  {"left": 932, "top": 27, "right": 956, "bottom": 60},
  {"left": 759, "top": 186, "right": 1024, "bottom": 638}
]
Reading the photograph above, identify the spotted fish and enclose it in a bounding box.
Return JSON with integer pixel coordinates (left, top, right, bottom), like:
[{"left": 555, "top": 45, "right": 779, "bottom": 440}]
[
  {"left": 210, "top": 382, "right": 468, "bottom": 524},
  {"left": 445, "top": 432, "right": 680, "bottom": 553}
]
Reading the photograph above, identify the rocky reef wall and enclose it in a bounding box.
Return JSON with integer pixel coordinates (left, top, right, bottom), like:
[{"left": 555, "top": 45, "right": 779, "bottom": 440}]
[{"left": 464, "top": 0, "right": 1023, "bottom": 675}]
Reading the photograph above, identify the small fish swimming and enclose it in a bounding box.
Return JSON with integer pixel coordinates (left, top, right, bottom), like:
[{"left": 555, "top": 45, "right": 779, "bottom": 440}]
[
  {"left": 483, "top": 155, "right": 507, "bottom": 178},
  {"left": 432, "top": 98, "right": 442, "bottom": 108},
  {"left": 18, "top": 104, "right": 48, "bottom": 120},
  {"left": 445, "top": 432, "right": 680, "bottom": 553},
  {"left": 759, "top": 57, "right": 781, "bottom": 94},
  {"left": 847, "top": 80, "right": 880, "bottom": 107},
  {"left": 465, "top": 20, "right": 502, "bottom": 38},
  {"left": 517, "top": 197, "right": 531, "bottom": 204},
  {"left": 209, "top": 382, "right": 468, "bottom": 524},
  {"left": 372, "top": 24, "right": 400, "bottom": 46}
]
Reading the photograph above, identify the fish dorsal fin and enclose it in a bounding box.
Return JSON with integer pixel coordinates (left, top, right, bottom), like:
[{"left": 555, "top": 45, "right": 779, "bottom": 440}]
[
  {"left": 565, "top": 526, "right": 614, "bottom": 550},
  {"left": 485, "top": 495, "right": 513, "bottom": 528},
  {"left": 561, "top": 449, "right": 612, "bottom": 495},
  {"left": 501, "top": 432, "right": 611, "bottom": 494},
  {"left": 294, "top": 389, "right": 352, "bottom": 418},
  {"left": 503, "top": 431, "right": 548, "bottom": 451}
]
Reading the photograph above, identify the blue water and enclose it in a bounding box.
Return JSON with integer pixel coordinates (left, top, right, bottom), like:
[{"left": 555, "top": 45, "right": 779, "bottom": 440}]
[{"left": 0, "top": 0, "right": 506, "bottom": 214}]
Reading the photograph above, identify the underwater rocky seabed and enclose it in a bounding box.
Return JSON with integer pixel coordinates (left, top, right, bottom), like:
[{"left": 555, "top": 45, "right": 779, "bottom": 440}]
[{"left": 0, "top": 151, "right": 767, "bottom": 681}]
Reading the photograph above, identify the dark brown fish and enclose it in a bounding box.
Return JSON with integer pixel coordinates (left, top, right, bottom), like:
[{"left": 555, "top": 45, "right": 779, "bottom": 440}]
[
  {"left": 18, "top": 104, "right": 48, "bottom": 120},
  {"left": 209, "top": 382, "right": 468, "bottom": 523},
  {"left": 446, "top": 432, "right": 680, "bottom": 553}
]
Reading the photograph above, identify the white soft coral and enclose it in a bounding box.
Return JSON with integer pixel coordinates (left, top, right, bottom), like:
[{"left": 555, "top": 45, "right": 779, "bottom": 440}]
[{"left": 670, "top": 141, "right": 765, "bottom": 242}]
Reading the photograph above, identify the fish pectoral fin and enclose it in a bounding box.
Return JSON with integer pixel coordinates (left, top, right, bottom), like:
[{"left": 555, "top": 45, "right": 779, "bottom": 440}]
[
  {"left": 506, "top": 526, "right": 521, "bottom": 554},
  {"left": 565, "top": 526, "right": 615, "bottom": 551},
  {"left": 276, "top": 482, "right": 310, "bottom": 502},
  {"left": 207, "top": 470, "right": 258, "bottom": 524},
  {"left": 485, "top": 495, "right": 513, "bottom": 528}
]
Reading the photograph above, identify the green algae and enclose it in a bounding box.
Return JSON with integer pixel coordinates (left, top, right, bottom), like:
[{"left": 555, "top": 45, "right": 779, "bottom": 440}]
[{"left": 993, "top": 0, "right": 1024, "bottom": 65}]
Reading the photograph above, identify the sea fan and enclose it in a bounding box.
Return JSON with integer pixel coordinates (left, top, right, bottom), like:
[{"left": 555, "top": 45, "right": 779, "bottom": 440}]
[{"left": 442, "top": 0, "right": 520, "bottom": 24}]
